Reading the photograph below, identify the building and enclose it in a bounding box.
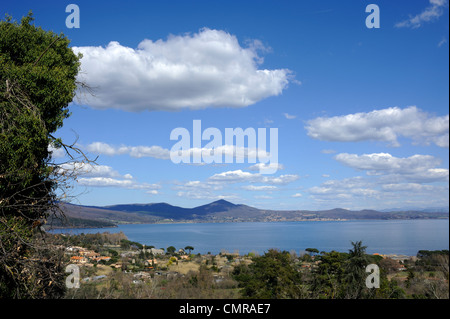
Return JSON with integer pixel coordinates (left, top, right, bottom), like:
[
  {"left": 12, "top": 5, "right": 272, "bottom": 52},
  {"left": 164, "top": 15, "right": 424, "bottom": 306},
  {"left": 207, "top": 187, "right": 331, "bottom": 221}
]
[
  {"left": 150, "top": 248, "right": 165, "bottom": 255},
  {"left": 93, "top": 256, "right": 111, "bottom": 263},
  {"left": 70, "top": 256, "right": 87, "bottom": 264}
]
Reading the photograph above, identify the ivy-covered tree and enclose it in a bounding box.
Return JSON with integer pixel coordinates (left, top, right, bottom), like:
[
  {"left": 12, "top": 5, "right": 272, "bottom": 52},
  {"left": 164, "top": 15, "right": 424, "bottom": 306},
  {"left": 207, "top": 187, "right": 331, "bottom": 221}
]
[{"left": 0, "top": 12, "right": 84, "bottom": 298}]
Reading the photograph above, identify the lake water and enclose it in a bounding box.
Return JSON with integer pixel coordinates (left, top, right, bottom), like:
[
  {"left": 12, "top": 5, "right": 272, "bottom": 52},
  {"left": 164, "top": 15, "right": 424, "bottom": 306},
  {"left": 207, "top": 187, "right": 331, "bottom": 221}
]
[{"left": 52, "top": 219, "right": 449, "bottom": 256}]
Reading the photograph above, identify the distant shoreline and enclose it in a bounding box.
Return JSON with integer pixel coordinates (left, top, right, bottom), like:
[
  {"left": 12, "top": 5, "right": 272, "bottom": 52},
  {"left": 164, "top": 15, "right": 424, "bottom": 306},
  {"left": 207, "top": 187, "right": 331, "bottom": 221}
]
[{"left": 46, "top": 215, "right": 449, "bottom": 230}]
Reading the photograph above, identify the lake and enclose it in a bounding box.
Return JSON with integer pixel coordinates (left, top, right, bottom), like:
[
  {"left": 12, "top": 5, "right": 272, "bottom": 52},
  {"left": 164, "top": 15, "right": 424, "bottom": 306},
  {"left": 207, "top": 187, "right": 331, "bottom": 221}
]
[{"left": 51, "top": 219, "right": 449, "bottom": 256}]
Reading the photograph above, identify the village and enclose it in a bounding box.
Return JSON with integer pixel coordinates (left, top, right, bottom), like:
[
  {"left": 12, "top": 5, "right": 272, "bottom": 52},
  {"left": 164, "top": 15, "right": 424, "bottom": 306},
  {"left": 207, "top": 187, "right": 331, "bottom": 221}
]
[
  {"left": 60, "top": 231, "right": 418, "bottom": 292},
  {"left": 61, "top": 233, "right": 253, "bottom": 289}
]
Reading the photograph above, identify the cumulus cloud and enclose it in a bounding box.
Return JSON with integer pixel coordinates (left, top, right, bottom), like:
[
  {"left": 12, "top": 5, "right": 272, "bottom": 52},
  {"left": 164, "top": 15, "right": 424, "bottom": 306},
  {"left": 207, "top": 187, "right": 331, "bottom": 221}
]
[
  {"left": 73, "top": 28, "right": 292, "bottom": 111},
  {"left": 395, "top": 0, "right": 448, "bottom": 29},
  {"left": 308, "top": 175, "right": 449, "bottom": 209},
  {"left": 85, "top": 142, "right": 274, "bottom": 166},
  {"left": 77, "top": 177, "right": 134, "bottom": 188},
  {"left": 208, "top": 169, "right": 299, "bottom": 185},
  {"left": 86, "top": 142, "right": 171, "bottom": 159},
  {"left": 309, "top": 176, "right": 378, "bottom": 198},
  {"left": 173, "top": 180, "right": 235, "bottom": 201},
  {"left": 248, "top": 162, "right": 284, "bottom": 173},
  {"left": 335, "top": 153, "right": 441, "bottom": 174},
  {"left": 381, "top": 183, "right": 436, "bottom": 192},
  {"left": 242, "top": 185, "right": 278, "bottom": 191},
  {"left": 58, "top": 162, "right": 161, "bottom": 190},
  {"left": 306, "top": 106, "right": 449, "bottom": 147},
  {"left": 58, "top": 162, "right": 122, "bottom": 178},
  {"left": 77, "top": 176, "right": 161, "bottom": 190},
  {"left": 174, "top": 180, "right": 223, "bottom": 192},
  {"left": 335, "top": 152, "right": 448, "bottom": 183}
]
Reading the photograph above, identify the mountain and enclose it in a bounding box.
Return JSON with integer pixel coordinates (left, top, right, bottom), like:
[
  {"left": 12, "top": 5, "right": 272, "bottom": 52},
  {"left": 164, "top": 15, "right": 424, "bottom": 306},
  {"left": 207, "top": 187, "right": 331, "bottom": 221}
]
[
  {"left": 51, "top": 200, "right": 449, "bottom": 228},
  {"left": 102, "top": 202, "right": 192, "bottom": 219},
  {"left": 102, "top": 199, "right": 244, "bottom": 219}
]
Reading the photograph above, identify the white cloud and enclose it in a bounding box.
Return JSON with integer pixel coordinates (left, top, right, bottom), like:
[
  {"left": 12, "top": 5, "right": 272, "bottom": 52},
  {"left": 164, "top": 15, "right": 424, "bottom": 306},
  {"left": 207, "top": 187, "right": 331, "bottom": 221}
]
[
  {"left": 307, "top": 176, "right": 384, "bottom": 209},
  {"left": 306, "top": 106, "right": 449, "bottom": 147},
  {"left": 172, "top": 180, "right": 228, "bottom": 201},
  {"left": 73, "top": 28, "right": 292, "bottom": 111},
  {"left": 86, "top": 142, "right": 171, "bottom": 159},
  {"left": 85, "top": 142, "right": 278, "bottom": 175},
  {"left": 335, "top": 153, "right": 441, "bottom": 174},
  {"left": 395, "top": 0, "right": 448, "bottom": 29},
  {"left": 381, "top": 183, "right": 435, "bottom": 192},
  {"left": 48, "top": 145, "right": 66, "bottom": 159},
  {"left": 174, "top": 180, "right": 223, "bottom": 192},
  {"left": 208, "top": 169, "right": 299, "bottom": 185},
  {"left": 307, "top": 151, "right": 449, "bottom": 209},
  {"left": 335, "top": 152, "right": 448, "bottom": 183},
  {"left": 242, "top": 185, "right": 277, "bottom": 191},
  {"left": 438, "top": 37, "right": 448, "bottom": 47},
  {"left": 283, "top": 113, "right": 297, "bottom": 120},
  {"left": 77, "top": 177, "right": 134, "bottom": 188},
  {"left": 58, "top": 162, "right": 122, "bottom": 178},
  {"left": 176, "top": 190, "right": 237, "bottom": 201},
  {"left": 209, "top": 170, "right": 259, "bottom": 183},
  {"left": 380, "top": 168, "right": 449, "bottom": 184},
  {"left": 292, "top": 193, "right": 303, "bottom": 198},
  {"left": 59, "top": 162, "right": 161, "bottom": 190},
  {"left": 314, "top": 182, "right": 449, "bottom": 209},
  {"left": 77, "top": 176, "right": 161, "bottom": 190},
  {"left": 267, "top": 174, "right": 300, "bottom": 185},
  {"left": 248, "top": 162, "right": 284, "bottom": 173},
  {"left": 173, "top": 145, "right": 271, "bottom": 163}
]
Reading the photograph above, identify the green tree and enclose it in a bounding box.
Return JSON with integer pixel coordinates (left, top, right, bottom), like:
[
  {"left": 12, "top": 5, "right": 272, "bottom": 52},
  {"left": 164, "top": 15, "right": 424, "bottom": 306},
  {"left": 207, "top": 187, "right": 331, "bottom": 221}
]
[
  {"left": 185, "top": 246, "right": 194, "bottom": 254},
  {"left": 167, "top": 246, "right": 176, "bottom": 255},
  {"left": 0, "top": 12, "right": 83, "bottom": 298},
  {"left": 306, "top": 248, "right": 319, "bottom": 256},
  {"left": 233, "top": 249, "right": 303, "bottom": 299},
  {"left": 342, "top": 241, "right": 370, "bottom": 298},
  {"left": 311, "top": 250, "right": 347, "bottom": 298}
]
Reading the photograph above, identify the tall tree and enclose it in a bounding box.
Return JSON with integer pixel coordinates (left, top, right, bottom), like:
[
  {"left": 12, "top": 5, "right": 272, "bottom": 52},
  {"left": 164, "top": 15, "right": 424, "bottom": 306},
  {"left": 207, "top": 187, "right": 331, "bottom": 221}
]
[
  {"left": 0, "top": 12, "right": 84, "bottom": 298},
  {"left": 343, "top": 241, "right": 370, "bottom": 298}
]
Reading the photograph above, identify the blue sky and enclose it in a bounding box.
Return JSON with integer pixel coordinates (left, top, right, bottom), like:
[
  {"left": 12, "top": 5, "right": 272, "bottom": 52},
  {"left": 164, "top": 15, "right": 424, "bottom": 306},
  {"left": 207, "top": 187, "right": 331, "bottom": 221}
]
[{"left": 3, "top": 0, "right": 449, "bottom": 210}]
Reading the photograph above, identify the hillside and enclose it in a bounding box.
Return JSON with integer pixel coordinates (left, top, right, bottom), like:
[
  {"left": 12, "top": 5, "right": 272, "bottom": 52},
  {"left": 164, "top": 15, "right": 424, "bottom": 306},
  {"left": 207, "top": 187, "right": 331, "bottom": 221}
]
[
  {"left": 48, "top": 200, "right": 449, "bottom": 228},
  {"left": 45, "top": 203, "right": 164, "bottom": 229}
]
